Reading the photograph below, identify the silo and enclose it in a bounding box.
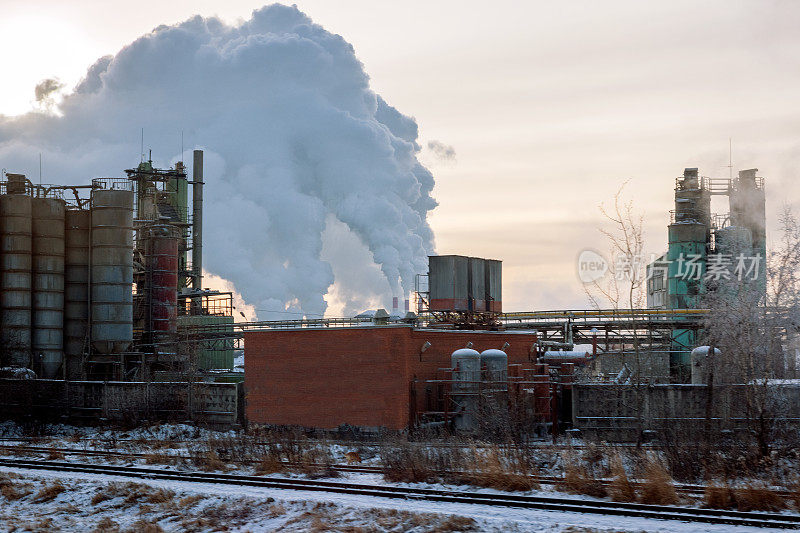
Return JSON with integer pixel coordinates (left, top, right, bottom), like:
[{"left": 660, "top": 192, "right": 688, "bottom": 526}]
[
  {"left": 31, "top": 197, "right": 66, "bottom": 378},
  {"left": 64, "top": 209, "right": 90, "bottom": 379},
  {"left": 451, "top": 348, "right": 480, "bottom": 430},
  {"left": 146, "top": 224, "right": 179, "bottom": 346},
  {"left": 480, "top": 349, "right": 508, "bottom": 390},
  {"left": 0, "top": 194, "right": 32, "bottom": 367},
  {"left": 90, "top": 188, "right": 134, "bottom": 354}
]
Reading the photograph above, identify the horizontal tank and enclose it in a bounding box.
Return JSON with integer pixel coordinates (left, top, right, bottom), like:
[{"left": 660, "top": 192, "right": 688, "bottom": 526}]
[
  {"left": 91, "top": 188, "right": 134, "bottom": 354},
  {"left": 31, "top": 197, "right": 66, "bottom": 378},
  {"left": 0, "top": 194, "right": 32, "bottom": 368},
  {"left": 64, "top": 209, "right": 90, "bottom": 379}
]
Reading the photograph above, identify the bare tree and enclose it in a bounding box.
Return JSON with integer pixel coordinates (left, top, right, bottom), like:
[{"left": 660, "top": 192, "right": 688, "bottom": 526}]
[
  {"left": 585, "top": 181, "right": 646, "bottom": 311},
  {"left": 585, "top": 181, "right": 652, "bottom": 446},
  {"left": 701, "top": 206, "right": 800, "bottom": 456}
]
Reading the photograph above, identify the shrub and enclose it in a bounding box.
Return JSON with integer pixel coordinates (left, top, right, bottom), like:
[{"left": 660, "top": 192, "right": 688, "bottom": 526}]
[
  {"left": 734, "top": 485, "right": 787, "bottom": 512},
  {"left": 639, "top": 458, "right": 677, "bottom": 505},
  {"left": 704, "top": 483, "right": 735, "bottom": 509},
  {"left": 608, "top": 456, "right": 636, "bottom": 502}
]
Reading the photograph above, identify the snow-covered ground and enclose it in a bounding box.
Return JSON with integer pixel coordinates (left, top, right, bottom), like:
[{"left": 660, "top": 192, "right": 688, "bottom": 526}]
[
  {"left": 0, "top": 422, "right": 796, "bottom": 531},
  {"left": 0, "top": 466, "right": 785, "bottom": 532}
]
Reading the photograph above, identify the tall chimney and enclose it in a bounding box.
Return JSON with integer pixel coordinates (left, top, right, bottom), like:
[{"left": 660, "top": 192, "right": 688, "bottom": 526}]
[{"left": 192, "top": 150, "right": 204, "bottom": 291}]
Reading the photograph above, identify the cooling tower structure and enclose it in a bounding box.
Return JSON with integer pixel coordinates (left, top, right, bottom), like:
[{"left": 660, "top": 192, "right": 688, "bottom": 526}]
[
  {"left": 0, "top": 190, "right": 33, "bottom": 367},
  {"left": 64, "top": 209, "right": 90, "bottom": 379},
  {"left": 90, "top": 186, "right": 134, "bottom": 355},
  {"left": 31, "top": 197, "right": 66, "bottom": 378}
]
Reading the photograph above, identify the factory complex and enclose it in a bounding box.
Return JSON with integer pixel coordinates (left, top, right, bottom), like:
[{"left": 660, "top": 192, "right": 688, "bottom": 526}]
[{"left": 0, "top": 156, "right": 797, "bottom": 442}]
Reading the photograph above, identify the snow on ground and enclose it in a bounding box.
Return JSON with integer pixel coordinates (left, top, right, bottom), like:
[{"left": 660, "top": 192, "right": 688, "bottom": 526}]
[{"left": 0, "top": 466, "right": 785, "bottom": 532}]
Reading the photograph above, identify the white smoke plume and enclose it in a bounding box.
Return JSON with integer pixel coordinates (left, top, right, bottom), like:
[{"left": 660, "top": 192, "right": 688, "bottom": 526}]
[{"left": 0, "top": 5, "right": 437, "bottom": 320}]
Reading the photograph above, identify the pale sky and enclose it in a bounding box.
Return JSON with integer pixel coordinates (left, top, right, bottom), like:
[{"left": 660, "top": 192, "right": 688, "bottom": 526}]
[{"left": 1, "top": 0, "right": 798, "bottom": 313}]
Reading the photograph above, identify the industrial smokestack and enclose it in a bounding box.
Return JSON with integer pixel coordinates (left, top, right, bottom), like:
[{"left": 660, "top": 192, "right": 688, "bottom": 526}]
[
  {"left": 392, "top": 297, "right": 399, "bottom": 313},
  {"left": 192, "top": 150, "right": 203, "bottom": 291}
]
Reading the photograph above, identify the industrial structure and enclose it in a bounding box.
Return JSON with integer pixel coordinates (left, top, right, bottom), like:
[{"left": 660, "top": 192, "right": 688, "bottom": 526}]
[
  {"left": 646, "top": 167, "right": 767, "bottom": 380},
  {"left": 1, "top": 159, "right": 794, "bottom": 440},
  {"left": 0, "top": 150, "right": 235, "bottom": 385}
]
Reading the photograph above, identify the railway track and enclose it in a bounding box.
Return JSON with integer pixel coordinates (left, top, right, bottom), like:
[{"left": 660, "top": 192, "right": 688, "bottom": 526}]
[
  {"left": 0, "top": 457, "right": 797, "bottom": 528},
  {"left": 0, "top": 444, "right": 792, "bottom": 499}
]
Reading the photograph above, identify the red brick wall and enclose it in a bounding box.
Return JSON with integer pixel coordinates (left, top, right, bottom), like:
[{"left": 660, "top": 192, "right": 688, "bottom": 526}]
[{"left": 244, "top": 326, "right": 537, "bottom": 430}]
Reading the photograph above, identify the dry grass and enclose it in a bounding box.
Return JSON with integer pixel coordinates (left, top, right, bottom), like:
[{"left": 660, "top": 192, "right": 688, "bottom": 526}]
[
  {"left": 638, "top": 458, "right": 677, "bottom": 505},
  {"left": 255, "top": 455, "right": 284, "bottom": 475},
  {"left": 430, "top": 515, "right": 478, "bottom": 532},
  {"left": 734, "top": 485, "right": 787, "bottom": 512},
  {"left": 143, "top": 452, "right": 180, "bottom": 466},
  {"left": 561, "top": 463, "right": 607, "bottom": 498},
  {"left": 454, "top": 449, "right": 538, "bottom": 492},
  {"left": 91, "top": 482, "right": 176, "bottom": 509},
  {"left": 0, "top": 473, "right": 32, "bottom": 502},
  {"left": 124, "top": 520, "right": 165, "bottom": 533},
  {"left": 704, "top": 483, "right": 735, "bottom": 509},
  {"left": 608, "top": 456, "right": 636, "bottom": 503},
  {"left": 32, "top": 481, "right": 66, "bottom": 503},
  {"left": 191, "top": 451, "right": 228, "bottom": 472},
  {"left": 46, "top": 448, "right": 65, "bottom": 460},
  {"left": 178, "top": 494, "right": 204, "bottom": 509},
  {"left": 92, "top": 517, "right": 120, "bottom": 533}
]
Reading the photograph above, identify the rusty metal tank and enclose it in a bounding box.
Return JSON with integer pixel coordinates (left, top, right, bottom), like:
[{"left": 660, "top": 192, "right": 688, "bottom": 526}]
[
  {"left": 64, "top": 209, "right": 90, "bottom": 378},
  {"left": 31, "top": 197, "right": 66, "bottom": 378},
  {"left": 0, "top": 194, "right": 32, "bottom": 368},
  {"left": 90, "top": 188, "right": 134, "bottom": 354},
  {"left": 146, "top": 224, "right": 179, "bottom": 345}
]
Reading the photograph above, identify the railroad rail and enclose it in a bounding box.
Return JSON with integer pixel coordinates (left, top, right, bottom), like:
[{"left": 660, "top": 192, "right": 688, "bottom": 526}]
[
  {"left": 0, "top": 457, "right": 795, "bottom": 528},
  {"left": 0, "top": 443, "right": 789, "bottom": 498}
]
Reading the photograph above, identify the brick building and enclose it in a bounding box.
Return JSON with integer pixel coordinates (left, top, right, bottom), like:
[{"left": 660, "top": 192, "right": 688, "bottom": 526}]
[{"left": 244, "top": 326, "right": 538, "bottom": 430}]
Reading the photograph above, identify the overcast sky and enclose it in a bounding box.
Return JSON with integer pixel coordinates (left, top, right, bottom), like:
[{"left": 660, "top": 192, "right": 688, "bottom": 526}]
[{"left": 1, "top": 0, "right": 798, "bottom": 313}]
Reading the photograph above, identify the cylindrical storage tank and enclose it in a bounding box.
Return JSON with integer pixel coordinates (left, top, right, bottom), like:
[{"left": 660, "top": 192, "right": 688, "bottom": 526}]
[
  {"left": 31, "top": 197, "right": 66, "bottom": 378},
  {"left": 480, "top": 349, "right": 508, "bottom": 390},
  {"left": 450, "top": 348, "right": 480, "bottom": 431},
  {"left": 90, "top": 189, "right": 134, "bottom": 354},
  {"left": 690, "top": 346, "right": 721, "bottom": 385},
  {"left": 147, "top": 224, "right": 179, "bottom": 345},
  {"left": 451, "top": 348, "right": 481, "bottom": 392},
  {"left": 64, "top": 209, "right": 90, "bottom": 379},
  {"left": 0, "top": 194, "right": 32, "bottom": 368}
]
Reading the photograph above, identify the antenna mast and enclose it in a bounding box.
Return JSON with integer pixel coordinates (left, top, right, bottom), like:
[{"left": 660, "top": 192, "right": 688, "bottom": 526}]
[{"left": 728, "top": 138, "right": 733, "bottom": 179}]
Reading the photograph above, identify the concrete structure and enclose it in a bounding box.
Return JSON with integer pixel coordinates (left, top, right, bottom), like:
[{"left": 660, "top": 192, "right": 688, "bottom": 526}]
[
  {"left": 90, "top": 188, "right": 134, "bottom": 354},
  {"left": 31, "top": 197, "right": 66, "bottom": 378},
  {"left": 0, "top": 193, "right": 33, "bottom": 367},
  {"left": 244, "top": 326, "right": 537, "bottom": 430},
  {"left": 64, "top": 209, "right": 91, "bottom": 379}
]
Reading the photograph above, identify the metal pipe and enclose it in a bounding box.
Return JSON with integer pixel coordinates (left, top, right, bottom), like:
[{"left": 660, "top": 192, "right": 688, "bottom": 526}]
[{"left": 191, "top": 150, "right": 203, "bottom": 292}]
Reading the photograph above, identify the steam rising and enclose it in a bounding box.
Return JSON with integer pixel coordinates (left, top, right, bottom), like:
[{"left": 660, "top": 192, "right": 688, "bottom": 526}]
[{"left": 0, "top": 5, "right": 437, "bottom": 319}]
